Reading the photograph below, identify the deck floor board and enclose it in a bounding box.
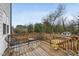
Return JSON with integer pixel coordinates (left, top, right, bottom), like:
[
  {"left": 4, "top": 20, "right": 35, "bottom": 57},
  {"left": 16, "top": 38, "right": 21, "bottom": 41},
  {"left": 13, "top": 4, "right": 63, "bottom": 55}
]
[{"left": 4, "top": 40, "right": 66, "bottom": 56}]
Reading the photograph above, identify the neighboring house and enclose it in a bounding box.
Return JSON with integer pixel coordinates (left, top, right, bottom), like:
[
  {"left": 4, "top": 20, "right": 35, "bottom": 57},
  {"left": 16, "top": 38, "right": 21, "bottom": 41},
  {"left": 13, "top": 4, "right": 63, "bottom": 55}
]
[
  {"left": 61, "top": 32, "right": 71, "bottom": 37},
  {"left": 0, "top": 3, "right": 11, "bottom": 55}
]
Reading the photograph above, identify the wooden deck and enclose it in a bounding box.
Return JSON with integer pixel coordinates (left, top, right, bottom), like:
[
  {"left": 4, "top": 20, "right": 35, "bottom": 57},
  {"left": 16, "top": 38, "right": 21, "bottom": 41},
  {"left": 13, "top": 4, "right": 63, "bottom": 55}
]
[
  {"left": 3, "top": 34, "right": 79, "bottom": 56},
  {"left": 6, "top": 40, "right": 66, "bottom": 56}
]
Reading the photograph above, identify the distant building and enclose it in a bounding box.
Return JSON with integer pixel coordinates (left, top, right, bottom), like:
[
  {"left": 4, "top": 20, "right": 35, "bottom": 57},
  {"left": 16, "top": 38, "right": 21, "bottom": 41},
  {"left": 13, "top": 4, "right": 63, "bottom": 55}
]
[
  {"left": 61, "top": 32, "right": 71, "bottom": 37},
  {"left": 0, "top": 3, "right": 11, "bottom": 55}
]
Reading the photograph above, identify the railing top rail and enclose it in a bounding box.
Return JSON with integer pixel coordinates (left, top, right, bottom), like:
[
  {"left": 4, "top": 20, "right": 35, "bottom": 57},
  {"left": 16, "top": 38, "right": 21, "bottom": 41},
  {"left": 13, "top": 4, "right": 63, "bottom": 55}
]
[{"left": 57, "top": 36, "right": 79, "bottom": 45}]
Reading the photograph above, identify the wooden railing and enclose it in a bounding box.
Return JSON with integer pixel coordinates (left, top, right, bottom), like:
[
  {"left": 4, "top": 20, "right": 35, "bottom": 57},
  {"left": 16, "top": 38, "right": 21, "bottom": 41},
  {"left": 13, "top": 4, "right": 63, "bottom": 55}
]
[
  {"left": 50, "top": 36, "right": 79, "bottom": 55},
  {"left": 4, "top": 33, "right": 79, "bottom": 56},
  {"left": 3, "top": 33, "right": 43, "bottom": 56},
  {"left": 43, "top": 34, "right": 79, "bottom": 55},
  {"left": 7, "top": 33, "right": 43, "bottom": 46}
]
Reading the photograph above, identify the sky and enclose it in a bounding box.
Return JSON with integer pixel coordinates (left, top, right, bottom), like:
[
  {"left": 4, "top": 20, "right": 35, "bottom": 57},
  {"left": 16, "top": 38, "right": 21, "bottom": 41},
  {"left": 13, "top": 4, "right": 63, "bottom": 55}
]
[{"left": 12, "top": 3, "right": 79, "bottom": 27}]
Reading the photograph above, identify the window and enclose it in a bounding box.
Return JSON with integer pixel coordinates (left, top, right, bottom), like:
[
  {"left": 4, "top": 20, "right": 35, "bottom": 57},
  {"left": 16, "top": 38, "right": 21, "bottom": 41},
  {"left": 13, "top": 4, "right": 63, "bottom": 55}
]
[
  {"left": 3, "top": 23, "right": 6, "bottom": 34},
  {"left": 7, "top": 25, "right": 9, "bottom": 33}
]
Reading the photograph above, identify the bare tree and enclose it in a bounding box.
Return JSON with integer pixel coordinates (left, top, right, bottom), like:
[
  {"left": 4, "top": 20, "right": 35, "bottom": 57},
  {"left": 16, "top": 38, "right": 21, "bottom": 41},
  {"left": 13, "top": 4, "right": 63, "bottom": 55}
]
[
  {"left": 61, "top": 17, "right": 67, "bottom": 32},
  {"left": 68, "top": 20, "right": 76, "bottom": 34},
  {"left": 47, "top": 4, "right": 65, "bottom": 33},
  {"left": 73, "top": 15, "right": 79, "bottom": 33}
]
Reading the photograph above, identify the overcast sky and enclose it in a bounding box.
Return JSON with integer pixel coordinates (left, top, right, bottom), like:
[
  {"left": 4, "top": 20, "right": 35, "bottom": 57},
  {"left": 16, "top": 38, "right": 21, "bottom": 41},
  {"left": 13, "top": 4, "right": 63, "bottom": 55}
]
[{"left": 12, "top": 3, "right": 79, "bottom": 27}]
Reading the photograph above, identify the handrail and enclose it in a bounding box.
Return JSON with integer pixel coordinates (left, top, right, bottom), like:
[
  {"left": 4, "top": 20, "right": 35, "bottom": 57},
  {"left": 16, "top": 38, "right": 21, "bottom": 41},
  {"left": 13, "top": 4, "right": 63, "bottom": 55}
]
[
  {"left": 43, "top": 35, "right": 79, "bottom": 55},
  {"left": 7, "top": 34, "right": 43, "bottom": 46},
  {"left": 57, "top": 36, "right": 79, "bottom": 55}
]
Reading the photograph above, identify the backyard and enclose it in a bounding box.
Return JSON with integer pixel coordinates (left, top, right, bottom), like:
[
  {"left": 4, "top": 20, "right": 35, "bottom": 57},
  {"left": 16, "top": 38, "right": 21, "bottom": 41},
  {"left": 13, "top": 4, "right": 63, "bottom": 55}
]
[{"left": 4, "top": 3, "right": 79, "bottom": 56}]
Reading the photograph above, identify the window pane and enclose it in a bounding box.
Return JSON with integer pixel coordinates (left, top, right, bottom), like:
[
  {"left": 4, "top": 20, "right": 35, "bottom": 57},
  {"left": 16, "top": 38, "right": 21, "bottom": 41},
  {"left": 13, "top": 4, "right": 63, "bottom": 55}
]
[
  {"left": 3, "top": 23, "right": 6, "bottom": 34},
  {"left": 7, "top": 25, "right": 9, "bottom": 33}
]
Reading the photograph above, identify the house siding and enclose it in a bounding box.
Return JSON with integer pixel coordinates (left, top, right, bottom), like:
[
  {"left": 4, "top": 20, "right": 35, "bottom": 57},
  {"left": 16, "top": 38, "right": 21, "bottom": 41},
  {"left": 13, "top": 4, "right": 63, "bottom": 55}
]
[{"left": 0, "top": 3, "right": 10, "bottom": 55}]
